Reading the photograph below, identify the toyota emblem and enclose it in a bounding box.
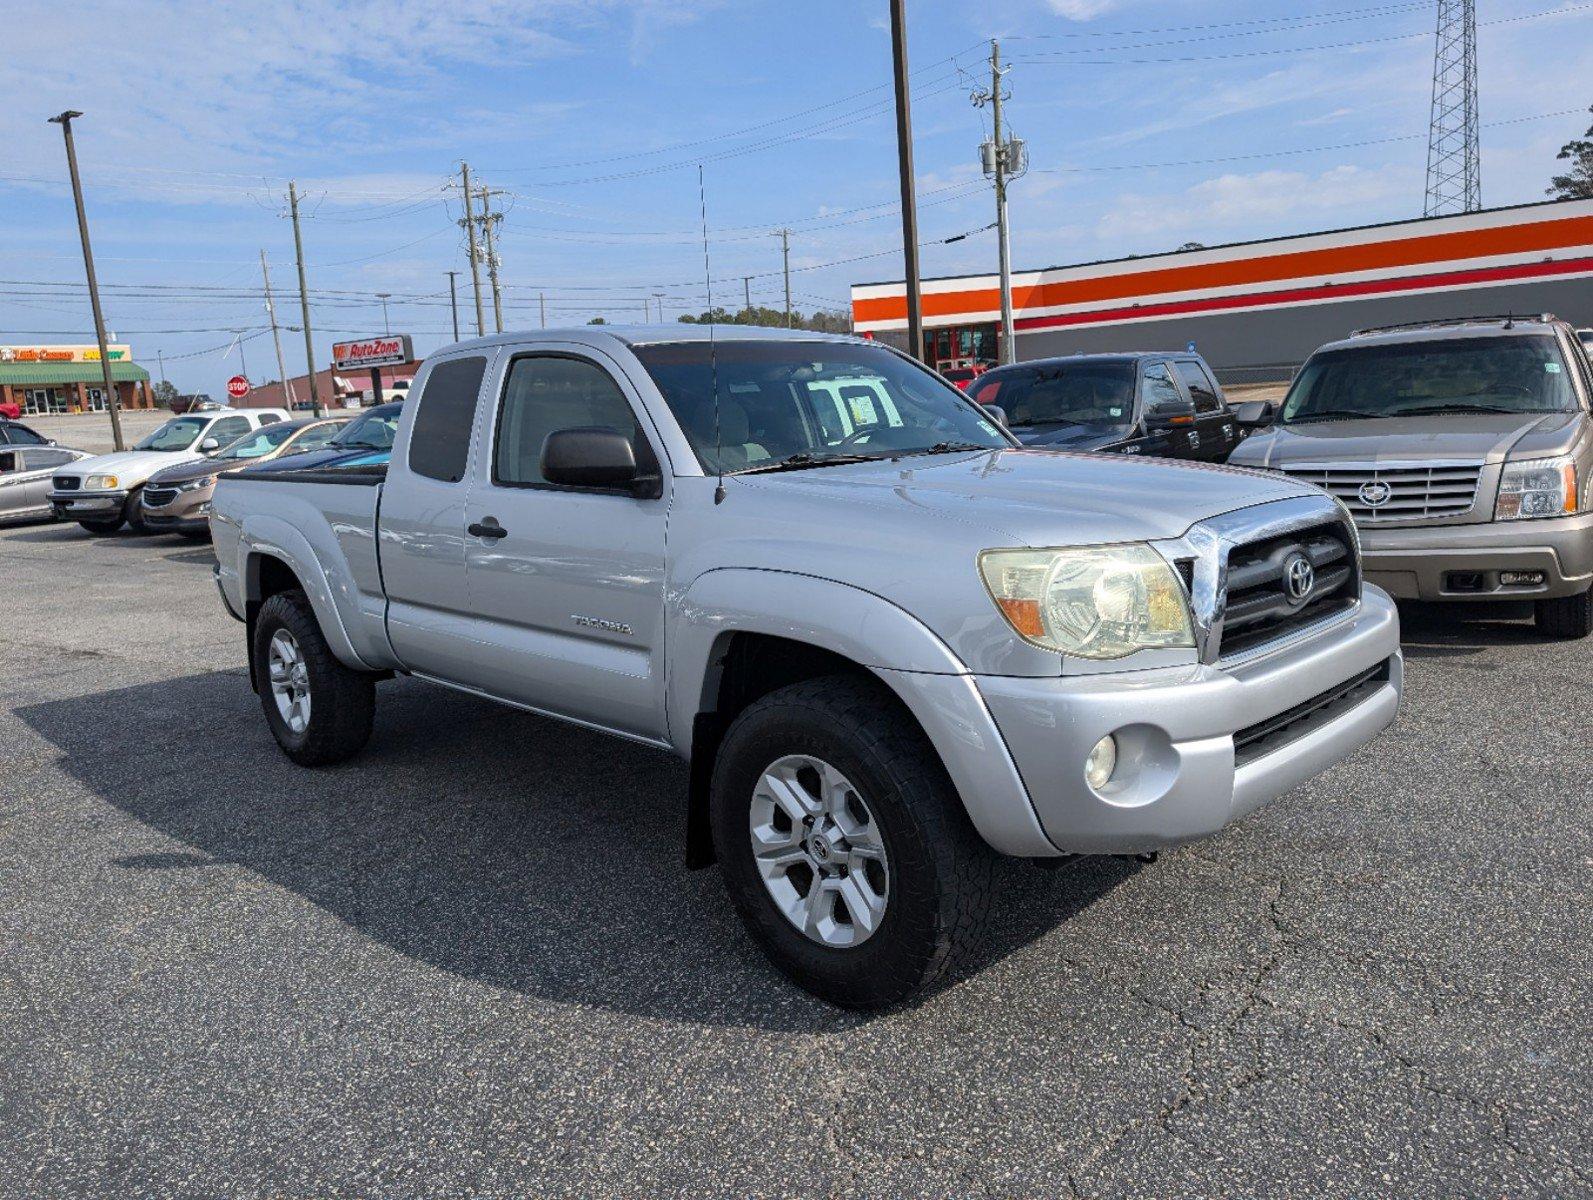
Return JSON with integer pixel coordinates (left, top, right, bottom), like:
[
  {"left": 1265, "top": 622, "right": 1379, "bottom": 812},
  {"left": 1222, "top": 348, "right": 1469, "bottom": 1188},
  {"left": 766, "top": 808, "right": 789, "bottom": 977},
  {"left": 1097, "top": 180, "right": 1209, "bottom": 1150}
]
[
  {"left": 1284, "top": 553, "right": 1316, "bottom": 604},
  {"left": 1358, "top": 480, "right": 1392, "bottom": 507}
]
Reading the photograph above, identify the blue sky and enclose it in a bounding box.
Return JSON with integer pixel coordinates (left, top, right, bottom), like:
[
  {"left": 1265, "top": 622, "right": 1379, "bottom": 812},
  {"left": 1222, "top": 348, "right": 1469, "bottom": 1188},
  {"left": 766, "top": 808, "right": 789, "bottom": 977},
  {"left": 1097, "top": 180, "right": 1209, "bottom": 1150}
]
[{"left": 2, "top": 0, "right": 1590, "bottom": 396}]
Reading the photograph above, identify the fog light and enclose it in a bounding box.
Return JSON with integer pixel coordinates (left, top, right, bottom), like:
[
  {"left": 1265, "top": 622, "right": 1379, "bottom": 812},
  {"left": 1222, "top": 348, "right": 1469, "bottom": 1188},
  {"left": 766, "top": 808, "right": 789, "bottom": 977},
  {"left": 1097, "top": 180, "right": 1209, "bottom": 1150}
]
[
  {"left": 1500, "top": 571, "right": 1545, "bottom": 587},
  {"left": 1085, "top": 735, "right": 1119, "bottom": 790}
]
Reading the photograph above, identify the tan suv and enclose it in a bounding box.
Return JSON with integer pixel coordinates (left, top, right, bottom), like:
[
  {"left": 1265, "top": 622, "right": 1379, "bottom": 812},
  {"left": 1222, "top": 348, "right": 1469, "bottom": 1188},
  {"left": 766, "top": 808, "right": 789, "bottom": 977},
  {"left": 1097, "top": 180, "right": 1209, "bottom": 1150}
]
[{"left": 141, "top": 415, "right": 349, "bottom": 538}]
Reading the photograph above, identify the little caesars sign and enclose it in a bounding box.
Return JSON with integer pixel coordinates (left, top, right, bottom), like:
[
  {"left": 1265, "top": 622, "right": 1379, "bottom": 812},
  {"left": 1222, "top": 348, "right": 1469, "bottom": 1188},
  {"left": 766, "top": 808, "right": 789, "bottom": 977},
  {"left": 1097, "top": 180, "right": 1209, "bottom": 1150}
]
[{"left": 332, "top": 335, "right": 414, "bottom": 371}]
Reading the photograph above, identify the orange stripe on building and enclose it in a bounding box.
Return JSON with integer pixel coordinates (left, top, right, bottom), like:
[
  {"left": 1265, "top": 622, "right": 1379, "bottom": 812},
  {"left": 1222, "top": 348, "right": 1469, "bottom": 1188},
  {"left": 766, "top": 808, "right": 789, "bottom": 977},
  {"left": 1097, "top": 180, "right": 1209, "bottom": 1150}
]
[{"left": 851, "top": 213, "right": 1593, "bottom": 325}]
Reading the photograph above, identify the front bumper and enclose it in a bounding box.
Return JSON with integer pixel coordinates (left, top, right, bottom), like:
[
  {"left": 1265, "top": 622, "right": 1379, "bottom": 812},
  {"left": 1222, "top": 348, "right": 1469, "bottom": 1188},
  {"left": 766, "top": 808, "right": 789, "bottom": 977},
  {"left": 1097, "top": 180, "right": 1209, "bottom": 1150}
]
[
  {"left": 48, "top": 490, "right": 126, "bottom": 519},
  {"left": 964, "top": 588, "right": 1402, "bottom": 855},
  {"left": 1359, "top": 512, "right": 1593, "bottom": 601}
]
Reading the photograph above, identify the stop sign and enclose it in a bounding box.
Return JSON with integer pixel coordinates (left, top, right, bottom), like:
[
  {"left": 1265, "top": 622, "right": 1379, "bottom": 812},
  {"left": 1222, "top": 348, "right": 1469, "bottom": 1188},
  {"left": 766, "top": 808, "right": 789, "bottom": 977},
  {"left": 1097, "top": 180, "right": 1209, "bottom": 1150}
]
[{"left": 226, "top": 375, "right": 251, "bottom": 400}]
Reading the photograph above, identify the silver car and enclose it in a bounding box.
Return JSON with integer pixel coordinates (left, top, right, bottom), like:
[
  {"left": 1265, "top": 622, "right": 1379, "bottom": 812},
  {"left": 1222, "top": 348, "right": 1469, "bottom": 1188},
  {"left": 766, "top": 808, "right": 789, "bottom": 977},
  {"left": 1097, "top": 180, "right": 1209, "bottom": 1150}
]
[
  {"left": 1231, "top": 314, "right": 1593, "bottom": 638},
  {"left": 0, "top": 421, "right": 88, "bottom": 523}
]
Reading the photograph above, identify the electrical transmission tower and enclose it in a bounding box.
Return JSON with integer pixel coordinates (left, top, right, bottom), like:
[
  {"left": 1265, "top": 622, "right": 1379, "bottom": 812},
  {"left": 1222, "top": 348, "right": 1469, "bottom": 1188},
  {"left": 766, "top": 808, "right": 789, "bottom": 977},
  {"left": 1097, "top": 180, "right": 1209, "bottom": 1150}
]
[{"left": 1424, "top": 0, "right": 1479, "bottom": 216}]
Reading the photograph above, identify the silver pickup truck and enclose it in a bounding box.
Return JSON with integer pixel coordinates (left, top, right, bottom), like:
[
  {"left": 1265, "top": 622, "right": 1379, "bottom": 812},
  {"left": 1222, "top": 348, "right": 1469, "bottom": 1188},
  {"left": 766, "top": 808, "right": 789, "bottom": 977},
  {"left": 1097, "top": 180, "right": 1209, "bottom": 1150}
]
[{"left": 211, "top": 327, "right": 1402, "bottom": 1007}]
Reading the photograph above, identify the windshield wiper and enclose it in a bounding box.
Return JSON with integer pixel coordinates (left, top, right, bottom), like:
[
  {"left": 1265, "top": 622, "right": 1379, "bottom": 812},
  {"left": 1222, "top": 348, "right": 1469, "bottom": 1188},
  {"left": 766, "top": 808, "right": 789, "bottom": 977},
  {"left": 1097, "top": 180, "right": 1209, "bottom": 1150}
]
[
  {"left": 905, "top": 441, "right": 992, "bottom": 456},
  {"left": 735, "top": 452, "right": 885, "bottom": 476},
  {"left": 335, "top": 439, "right": 389, "bottom": 450},
  {"left": 1284, "top": 409, "right": 1382, "bottom": 425},
  {"left": 1384, "top": 403, "right": 1523, "bottom": 417}
]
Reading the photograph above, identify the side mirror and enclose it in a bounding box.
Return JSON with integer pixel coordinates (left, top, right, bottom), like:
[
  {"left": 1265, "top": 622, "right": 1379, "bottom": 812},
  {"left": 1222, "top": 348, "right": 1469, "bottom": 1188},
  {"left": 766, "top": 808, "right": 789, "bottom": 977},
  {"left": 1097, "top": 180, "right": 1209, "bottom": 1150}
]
[
  {"left": 1145, "top": 396, "right": 1197, "bottom": 428},
  {"left": 542, "top": 427, "right": 654, "bottom": 496},
  {"left": 199, "top": 437, "right": 220, "bottom": 452},
  {"left": 1233, "top": 401, "right": 1275, "bottom": 431}
]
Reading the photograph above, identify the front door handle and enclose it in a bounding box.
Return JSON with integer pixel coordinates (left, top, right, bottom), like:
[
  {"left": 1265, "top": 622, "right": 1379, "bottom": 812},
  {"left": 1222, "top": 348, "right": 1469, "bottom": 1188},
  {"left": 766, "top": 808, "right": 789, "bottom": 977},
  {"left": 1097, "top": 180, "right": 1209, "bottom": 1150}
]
[{"left": 468, "top": 519, "right": 508, "bottom": 540}]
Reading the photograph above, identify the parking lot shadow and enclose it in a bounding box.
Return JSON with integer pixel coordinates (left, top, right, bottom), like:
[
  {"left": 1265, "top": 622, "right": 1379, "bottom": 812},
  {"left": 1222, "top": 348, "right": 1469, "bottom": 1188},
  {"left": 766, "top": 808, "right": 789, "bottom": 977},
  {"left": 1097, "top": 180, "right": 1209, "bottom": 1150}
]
[
  {"left": 17, "top": 671, "right": 1128, "bottom": 1029},
  {"left": 1395, "top": 599, "right": 1547, "bottom": 657}
]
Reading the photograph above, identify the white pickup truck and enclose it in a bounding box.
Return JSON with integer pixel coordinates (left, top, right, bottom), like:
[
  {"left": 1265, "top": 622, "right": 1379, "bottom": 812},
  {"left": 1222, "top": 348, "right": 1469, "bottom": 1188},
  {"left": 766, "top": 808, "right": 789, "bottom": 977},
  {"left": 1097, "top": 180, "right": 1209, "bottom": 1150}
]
[{"left": 211, "top": 327, "right": 1402, "bottom": 1006}]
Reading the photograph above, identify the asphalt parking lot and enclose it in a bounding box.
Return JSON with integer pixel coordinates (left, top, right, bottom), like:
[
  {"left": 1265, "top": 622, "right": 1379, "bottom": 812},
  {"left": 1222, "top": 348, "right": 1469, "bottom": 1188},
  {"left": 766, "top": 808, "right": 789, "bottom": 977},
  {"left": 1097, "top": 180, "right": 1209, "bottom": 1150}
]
[{"left": 1, "top": 518, "right": 1588, "bottom": 1199}]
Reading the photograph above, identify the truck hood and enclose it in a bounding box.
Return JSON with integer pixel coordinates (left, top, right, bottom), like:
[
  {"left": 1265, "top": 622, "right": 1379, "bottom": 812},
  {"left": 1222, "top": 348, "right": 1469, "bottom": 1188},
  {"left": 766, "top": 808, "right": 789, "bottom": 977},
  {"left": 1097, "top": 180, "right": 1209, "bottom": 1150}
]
[
  {"left": 1232, "top": 412, "right": 1583, "bottom": 468},
  {"left": 738, "top": 447, "right": 1309, "bottom": 547},
  {"left": 55, "top": 448, "right": 207, "bottom": 484}
]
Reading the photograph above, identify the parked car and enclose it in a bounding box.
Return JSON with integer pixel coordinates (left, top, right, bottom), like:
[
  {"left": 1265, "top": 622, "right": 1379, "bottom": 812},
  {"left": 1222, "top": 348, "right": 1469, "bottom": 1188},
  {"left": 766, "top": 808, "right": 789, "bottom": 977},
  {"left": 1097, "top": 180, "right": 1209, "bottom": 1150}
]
[
  {"left": 1, "top": 441, "right": 90, "bottom": 523},
  {"left": 1229, "top": 313, "right": 1593, "bottom": 638},
  {"left": 140, "top": 414, "right": 351, "bottom": 539},
  {"left": 0, "top": 400, "right": 20, "bottom": 421},
  {"left": 2, "top": 418, "right": 58, "bottom": 447},
  {"left": 247, "top": 401, "right": 405, "bottom": 474},
  {"left": 971, "top": 352, "right": 1239, "bottom": 462},
  {"left": 941, "top": 362, "right": 989, "bottom": 392},
  {"left": 211, "top": 326, "right": 1401, "bottom": 1008},
  {"left": 47, "top": 407, "right": 290, "bottom": 534}
]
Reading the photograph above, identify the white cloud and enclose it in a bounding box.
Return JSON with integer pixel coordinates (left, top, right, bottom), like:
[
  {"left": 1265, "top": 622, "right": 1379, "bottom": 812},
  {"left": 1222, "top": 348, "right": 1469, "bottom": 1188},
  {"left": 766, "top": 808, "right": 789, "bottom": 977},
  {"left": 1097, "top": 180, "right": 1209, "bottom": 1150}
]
[
  {"left": 1045, "top": 0, "right": 1123, "bottom": 18},
  {"left": 1096, "top": 163, "right": 1413, "bottom": 244}
]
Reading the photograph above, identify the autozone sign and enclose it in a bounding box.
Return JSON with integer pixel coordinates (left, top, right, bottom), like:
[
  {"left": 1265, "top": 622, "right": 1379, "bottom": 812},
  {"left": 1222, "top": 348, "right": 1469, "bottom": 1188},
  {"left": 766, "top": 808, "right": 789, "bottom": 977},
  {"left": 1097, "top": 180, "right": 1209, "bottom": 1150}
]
[{"left": 332, "top": 335, "right": 414, "bottom": 371}]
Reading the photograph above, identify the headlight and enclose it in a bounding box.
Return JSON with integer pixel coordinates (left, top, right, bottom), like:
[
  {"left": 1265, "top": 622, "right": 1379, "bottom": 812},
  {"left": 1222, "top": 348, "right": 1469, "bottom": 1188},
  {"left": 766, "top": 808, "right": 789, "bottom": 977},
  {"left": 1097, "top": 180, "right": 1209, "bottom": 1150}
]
[
  {"left": 1496, "top": 457, "right": 1577, "bottom": 521},
  {"left": 979, "top": 544, "right": 1195, "bottom": 659},
  {"left": 177, "top": 476, "right": 217, "bottom": 491},
  {"left": 84, "top": 474, "right": 120, "bottom": 490}
]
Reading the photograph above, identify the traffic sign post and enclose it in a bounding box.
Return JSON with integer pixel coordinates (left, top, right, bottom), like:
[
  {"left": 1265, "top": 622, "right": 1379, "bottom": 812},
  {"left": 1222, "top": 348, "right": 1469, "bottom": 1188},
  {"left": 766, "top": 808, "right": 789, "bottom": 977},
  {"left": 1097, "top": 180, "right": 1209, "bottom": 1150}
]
[{"left": 226, "top": 375, "right": 251, "bottom": 401}]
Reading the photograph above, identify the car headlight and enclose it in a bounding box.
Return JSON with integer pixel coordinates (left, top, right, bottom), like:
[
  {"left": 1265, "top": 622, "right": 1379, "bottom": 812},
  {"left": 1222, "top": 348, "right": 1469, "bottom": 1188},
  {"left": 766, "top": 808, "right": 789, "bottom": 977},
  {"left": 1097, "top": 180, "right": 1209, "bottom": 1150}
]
[
  {"left": 1496, "top": 457, "right": 1578, "bottom": 521},
  {"left": 177, "top": 476, "right": 217, "bottom": 491},
  {"left": 979, "top": 544, "right": 1195, "bottom": 659},
  {"left": 84, "top": 474, "right": 120, "bottom": 490}
]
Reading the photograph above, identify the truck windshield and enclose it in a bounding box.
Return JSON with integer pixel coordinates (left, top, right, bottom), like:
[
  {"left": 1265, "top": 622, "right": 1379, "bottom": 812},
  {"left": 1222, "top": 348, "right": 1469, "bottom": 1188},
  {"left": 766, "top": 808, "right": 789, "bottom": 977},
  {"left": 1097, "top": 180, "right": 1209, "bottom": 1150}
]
[
  {"left": 1281, "top": 335, "right": 1578, "bottom": 424},
  {"left": 972, "top": 363, "right": 1136, "bottom": 430},
  {"left": 134, "top": 417, "right": 209, "bottom": 451},
  {"left": 633, "top": 340, "right": 1011, "bottom": 473}
]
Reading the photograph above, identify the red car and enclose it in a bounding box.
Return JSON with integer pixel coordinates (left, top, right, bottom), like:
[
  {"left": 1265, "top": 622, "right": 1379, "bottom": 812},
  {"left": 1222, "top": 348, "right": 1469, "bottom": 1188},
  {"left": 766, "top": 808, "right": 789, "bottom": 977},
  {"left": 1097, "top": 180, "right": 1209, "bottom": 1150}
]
[
  {"left": 0, "top": 401, "right": 20, "bottom": 421},
  {"left": 940, "top": 362, "right": 990, "bottom": 392}
]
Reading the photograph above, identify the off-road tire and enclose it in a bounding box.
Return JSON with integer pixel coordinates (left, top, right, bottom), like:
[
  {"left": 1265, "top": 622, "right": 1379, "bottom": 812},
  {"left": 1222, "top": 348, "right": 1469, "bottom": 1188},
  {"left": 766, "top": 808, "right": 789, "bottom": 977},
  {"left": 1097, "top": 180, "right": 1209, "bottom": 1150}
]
[
  {"left": 253, "top": 589, "right": 376, "bottom": 766},
  {"left": 710, "top": 675, "right": 995, "bottom": 1008},
  {"left": 1535, "top": 587, "right": 1593, "bottom": 639}
]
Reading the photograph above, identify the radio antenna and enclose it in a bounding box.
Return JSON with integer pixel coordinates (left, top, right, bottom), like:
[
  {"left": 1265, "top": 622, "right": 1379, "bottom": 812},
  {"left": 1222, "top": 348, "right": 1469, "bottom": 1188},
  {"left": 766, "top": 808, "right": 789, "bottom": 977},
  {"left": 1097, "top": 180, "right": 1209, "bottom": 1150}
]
[{"left": 699, "top": 164, "right": 726, "bottom": 505}]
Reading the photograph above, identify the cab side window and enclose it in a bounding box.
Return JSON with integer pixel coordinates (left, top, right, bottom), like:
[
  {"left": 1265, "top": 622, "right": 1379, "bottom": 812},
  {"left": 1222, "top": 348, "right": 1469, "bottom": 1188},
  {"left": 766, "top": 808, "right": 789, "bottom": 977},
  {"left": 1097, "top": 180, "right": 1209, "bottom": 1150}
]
[
  {"left": 1173, "top": 360, "right": 1223, "bottom": 412},
  {"left": 207, "top": 416, "right": 251, "bottom": 445},
  {"left": 494, "top": 355, "right": 649, "bottom": 488},
  {"left": 409, "top": 356, "right": 488, "bottom": 483},
  {"left": 1143, "top": 363, "right": 1184, "bottom": 408}
]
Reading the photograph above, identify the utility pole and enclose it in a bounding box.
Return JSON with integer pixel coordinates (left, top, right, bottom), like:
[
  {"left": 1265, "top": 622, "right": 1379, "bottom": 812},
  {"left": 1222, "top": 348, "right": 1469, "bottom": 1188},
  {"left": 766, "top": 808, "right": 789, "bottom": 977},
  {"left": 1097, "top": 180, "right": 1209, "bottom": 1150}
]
[
  {"left": 539, "top": 292, "right": 546, "bottom": 329},
  {"left": 653, "top": 291, "right": 666, "bottom": 323},
  {"left": 458, "top": 163, "right": 486, "bottom": 336},
  {"left": 260, "top": 250, "right": 297, "bottom": 409},
  {"left": 742, "top": 275, "right": 752, "bottom": 317},
  {"left": 975, "top": 39, "right": 1024, "bottom": 365},
  {"left": 775, "top": 229, "right": 792, "bottom": 327},
  {"left": 48, "top": 111, "right": 124, "bottom": 451},
  {"left": 477, "top": 186, "right": 505, "bottom": 334},
  {"left": 156, "top": 349, "right": 166, "bottom": 384},
  {"left": 376, "top": 292, "right": 392, "bottom": 335},
  {"left": 445, "top": 271, "right": 461, "bottom": 341},
  {"left": 287, "top": 181, "right": 322, "bottom": 418},
  {"left": 889, "top": 0, "right": 925, "bottom": 362}
]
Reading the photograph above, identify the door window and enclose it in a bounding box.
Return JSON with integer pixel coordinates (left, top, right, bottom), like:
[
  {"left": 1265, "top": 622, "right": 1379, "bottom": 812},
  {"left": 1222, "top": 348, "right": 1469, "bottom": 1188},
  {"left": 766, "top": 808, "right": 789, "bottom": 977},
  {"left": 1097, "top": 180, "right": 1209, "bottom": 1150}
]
[
  {"left": 6, "top": 424, "right": 46, "bottom": 445},
  {"left": 494, "top": 355, "right": 646, "bottom": 488},
  {"left": 206, "top": 416, "right": 251, "bottom": 447},
  {"left": 1173, "top": 360, "right": 1222, "bottom": 412},
  {"left": 1143, "top": 363, "right": 1184, "bottom": 407},
  {"left": 409, "top": 356, "right": 488, "bottom": 483}
]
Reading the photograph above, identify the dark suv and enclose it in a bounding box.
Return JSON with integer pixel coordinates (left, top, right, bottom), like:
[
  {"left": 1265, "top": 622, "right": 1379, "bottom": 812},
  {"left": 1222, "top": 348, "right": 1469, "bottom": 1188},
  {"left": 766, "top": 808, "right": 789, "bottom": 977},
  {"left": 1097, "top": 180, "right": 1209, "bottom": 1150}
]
[{"left": 970, "top": 351, "right": 1238, "bottom": 462}]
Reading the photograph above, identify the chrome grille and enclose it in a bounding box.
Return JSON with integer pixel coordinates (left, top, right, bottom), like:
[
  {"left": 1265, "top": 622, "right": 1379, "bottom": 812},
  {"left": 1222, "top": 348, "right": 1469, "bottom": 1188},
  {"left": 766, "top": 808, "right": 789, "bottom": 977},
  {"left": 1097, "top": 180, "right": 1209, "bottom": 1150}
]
[
  {"left": 1278, "top": 462, "right": 1482, "bottom": 522},
  {"left": 53, "top": 475, "right": 81, "bottom": 491},
  {"left": 1219, "top": 521, "right": 1359, "bottom": 659}
]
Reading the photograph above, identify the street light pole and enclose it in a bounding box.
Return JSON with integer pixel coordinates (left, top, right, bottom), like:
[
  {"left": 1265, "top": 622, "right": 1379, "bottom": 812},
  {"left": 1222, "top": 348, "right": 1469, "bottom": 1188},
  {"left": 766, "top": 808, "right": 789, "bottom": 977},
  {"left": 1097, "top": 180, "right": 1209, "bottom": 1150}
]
[
  {"left": 889, "top": 0, "right": 925, "bottom": 362},
  {"left": 48, "top": 110, "right": 124, "bottom": 451}
]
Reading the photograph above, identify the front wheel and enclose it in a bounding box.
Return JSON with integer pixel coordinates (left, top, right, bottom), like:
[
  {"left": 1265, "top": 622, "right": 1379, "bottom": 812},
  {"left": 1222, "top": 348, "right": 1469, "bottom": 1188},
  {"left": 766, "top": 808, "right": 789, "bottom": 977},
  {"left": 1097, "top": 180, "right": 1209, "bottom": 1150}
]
[
  {"left": 1535, "top": 588, "right": 1593, "bottom": 639},
  {"left": 710, "top": 676, "right": 994, "bottom": 1008},
  {"left": 253, "top": 589, "right": 376, "bottom": 766},
  {"left": 77, "top": 518, "right": 123, "bottom": 535}
]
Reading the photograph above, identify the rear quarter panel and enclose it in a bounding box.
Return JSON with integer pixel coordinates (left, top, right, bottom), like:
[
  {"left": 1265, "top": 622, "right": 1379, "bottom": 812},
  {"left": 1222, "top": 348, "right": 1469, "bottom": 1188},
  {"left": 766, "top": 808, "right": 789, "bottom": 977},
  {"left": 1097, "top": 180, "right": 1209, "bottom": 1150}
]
[{"left": 211, "top": 474, "right": 398, "bottom": 671}]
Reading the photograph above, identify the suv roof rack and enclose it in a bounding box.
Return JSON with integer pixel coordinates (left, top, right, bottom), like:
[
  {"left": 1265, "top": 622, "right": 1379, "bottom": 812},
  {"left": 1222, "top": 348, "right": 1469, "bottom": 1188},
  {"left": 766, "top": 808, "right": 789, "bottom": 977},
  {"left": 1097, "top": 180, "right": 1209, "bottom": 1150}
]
[{"left": 1351, "top": 313, "right": 1557, "bottom": 338}]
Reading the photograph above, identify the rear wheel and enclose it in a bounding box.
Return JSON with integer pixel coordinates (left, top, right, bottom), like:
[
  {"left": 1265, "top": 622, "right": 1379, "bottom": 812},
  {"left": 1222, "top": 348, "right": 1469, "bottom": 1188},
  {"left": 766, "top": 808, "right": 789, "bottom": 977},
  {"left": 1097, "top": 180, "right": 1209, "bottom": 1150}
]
[
  {"left": 1535, "top": 587, "right": 1593, "bottom": 639},
  {"left": 710, "top": 675, "right": 994, "bottom": 1008},
  {"left": 253, "top": 589, "right": 376, "bottom": 766}
]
